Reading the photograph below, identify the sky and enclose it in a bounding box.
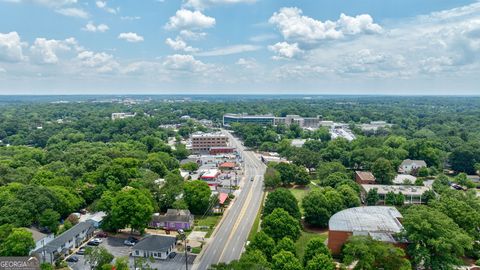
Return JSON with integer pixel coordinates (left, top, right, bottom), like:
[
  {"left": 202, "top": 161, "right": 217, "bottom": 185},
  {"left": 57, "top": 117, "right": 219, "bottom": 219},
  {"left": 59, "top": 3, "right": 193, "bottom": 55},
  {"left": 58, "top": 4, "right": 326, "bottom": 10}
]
[{"left": 0, "top": 0, "right": 479, "bottom": 95}]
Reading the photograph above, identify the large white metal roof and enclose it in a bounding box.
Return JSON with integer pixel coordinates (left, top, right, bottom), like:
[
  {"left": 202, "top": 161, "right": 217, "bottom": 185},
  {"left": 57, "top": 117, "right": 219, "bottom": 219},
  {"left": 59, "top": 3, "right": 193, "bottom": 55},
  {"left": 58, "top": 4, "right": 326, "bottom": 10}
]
[{"left": 329, "top": 206, "right": 403, "bottom": 234}]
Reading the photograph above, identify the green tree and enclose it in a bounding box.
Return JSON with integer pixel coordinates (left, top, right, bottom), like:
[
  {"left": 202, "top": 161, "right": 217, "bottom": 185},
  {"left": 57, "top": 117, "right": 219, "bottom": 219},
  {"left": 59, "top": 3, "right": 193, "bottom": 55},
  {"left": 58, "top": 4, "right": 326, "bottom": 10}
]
[
  {"left": 180, "top": 162, "right": 199, "bottom": 172},
  {"left": 263, "top": 188, "right": 301, "bottom": 220},
  {"left": 273, "top": 237, "right": 296, "bottom": 256},
  {"left": 402, "top": 205, "right": 473, "bottom": 269},
  {"left": 343, "top": 236, "right": 411, "bottom": 270},
  {"left": 247, "top": 231, "right": 275, "bottom": 259},
  {"left": 303, "top": 237, "right": 331, "bottom": 266},
  {"left": 183, "top": 180, "right": 212, "bottom": 215},
  {"left": 263, "top": 165, "right": 281, "bottom": 189},
  {"left": 272, "top": 250, "right": 303, "bottom": 270},
  {"left": 84, "top": 246, "right": 114, "bottom": 270},
  {"left": 302, "top": 188, "right": 345, "bottom": 227},
  {"left": 372, "top": 158, "right": 395, "bottom": 184},
  {"left": 385, "top": 191, "right": 396, "bottom": 206},
  {"left": 263, "top": 208, "right": 301, "bottom": 241},
  {"left": 101, "top": 188, "right": 154, "bottom": 233},
  {"left": 305, "top": 254, "right": 335, "bottom": 270},
  {"left": 316, "top": 162, "right": 347, "bottom": 182},
  {"left": 39, "top": 209, "right": 60, "bottom": 234},
  {"left": 0, "top": 228, "right": 35, "bottom": 256},
  {"left": 336, "top": 184, "right": 360, "bottom": 208},
  {"left": 366, "top": 188, "right": 379, "bottom": 206},
  {"left": 113, "top": 257, "right": 129, "bottom": 270}
]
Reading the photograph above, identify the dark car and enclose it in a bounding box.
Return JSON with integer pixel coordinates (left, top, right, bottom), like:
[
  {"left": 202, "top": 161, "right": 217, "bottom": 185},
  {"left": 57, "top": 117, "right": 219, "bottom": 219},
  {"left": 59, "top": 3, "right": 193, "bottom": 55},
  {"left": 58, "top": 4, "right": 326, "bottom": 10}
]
[
  {"left": 168, "top": 252, "right": 177, "bottom": 259},
  {"left": 96, "top": 231, "right": 108, "bottom": 238},
  {"left": 128, "top": 236, "right": 139, "bottom": 243},
  {"left": 76, "top": 247, "right": 86, "bottom": 255},
  {"left": 66, "top": 256, "right": 79, "bottom": 262}
]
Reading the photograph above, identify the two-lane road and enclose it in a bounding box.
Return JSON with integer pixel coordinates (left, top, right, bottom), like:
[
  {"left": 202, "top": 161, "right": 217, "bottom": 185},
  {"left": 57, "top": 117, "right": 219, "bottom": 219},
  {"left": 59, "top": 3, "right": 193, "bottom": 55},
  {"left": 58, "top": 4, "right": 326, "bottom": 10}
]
[{"left": 193, "top": 130, "right": 266, "bottom": 270}]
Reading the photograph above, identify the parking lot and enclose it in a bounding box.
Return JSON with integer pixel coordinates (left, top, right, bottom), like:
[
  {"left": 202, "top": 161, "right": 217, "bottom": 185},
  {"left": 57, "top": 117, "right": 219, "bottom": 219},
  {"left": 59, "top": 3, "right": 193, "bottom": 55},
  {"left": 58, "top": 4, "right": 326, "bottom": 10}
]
[{"left": 67, "top": 236, "right": 195, "bottom": 270}]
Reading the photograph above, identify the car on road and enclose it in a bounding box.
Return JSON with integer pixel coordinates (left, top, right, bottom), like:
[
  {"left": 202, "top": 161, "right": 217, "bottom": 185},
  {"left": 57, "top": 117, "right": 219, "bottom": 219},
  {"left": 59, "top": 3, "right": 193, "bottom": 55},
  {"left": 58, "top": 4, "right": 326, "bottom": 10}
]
[
  {"left": 250, "top": 177, "right": 254, "bottom": 181},
  {"left": 123, "top": 240, "right": 136, "bottom": 246},
  {"left": 128, "top": 236, "right": 139, "bottom": 243},
  {"left": 66, "top": 256, "right": 79, "bottom": 262},
  {"left": 92, "top": 238, "right": 103, "bottom": 243},
  {"left": 168, "top": 251, "right": 177, "bottom": 259}
]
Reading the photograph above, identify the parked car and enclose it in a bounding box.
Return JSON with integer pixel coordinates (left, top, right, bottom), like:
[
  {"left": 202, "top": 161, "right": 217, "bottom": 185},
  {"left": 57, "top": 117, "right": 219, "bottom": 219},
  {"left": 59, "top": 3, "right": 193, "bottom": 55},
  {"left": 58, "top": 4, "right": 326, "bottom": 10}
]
[
  {"left": 76, "top": 247, "right": 86, "bottom": 255},
  {"left": 123, "top": 240, "right": 135, "bottom": 246},
  {"left": 168, "top": 252, "right": 177, "bottom": 259},
  {"left": 87, "top": 240, "right": 100, "bottom": 246},
  {"left": 96, "top": 231, "right": 108, "bottom": 238},
  {"left": 92, "top": 238, "right": 103, "bottom": 243},
  {"left": 66, "top": 256, "right": 79, "bottom": 262},
  {"left": 127, "top": 236, "right": 139, "bottom": 243}
]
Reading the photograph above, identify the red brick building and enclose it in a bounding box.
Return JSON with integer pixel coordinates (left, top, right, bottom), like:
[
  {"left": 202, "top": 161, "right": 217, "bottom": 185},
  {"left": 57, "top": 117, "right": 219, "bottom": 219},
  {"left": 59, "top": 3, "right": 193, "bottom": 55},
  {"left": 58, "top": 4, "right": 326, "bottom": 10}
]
[{"left": 355, "top": 171, "right": 376, "bottom": 184}]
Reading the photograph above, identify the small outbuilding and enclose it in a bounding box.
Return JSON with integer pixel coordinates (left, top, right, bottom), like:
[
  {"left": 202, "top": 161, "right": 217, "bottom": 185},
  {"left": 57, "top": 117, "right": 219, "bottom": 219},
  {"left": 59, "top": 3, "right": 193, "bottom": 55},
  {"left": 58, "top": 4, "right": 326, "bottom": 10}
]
[{"left": 355, "top": 171, "right": 376, "bottom": 184}]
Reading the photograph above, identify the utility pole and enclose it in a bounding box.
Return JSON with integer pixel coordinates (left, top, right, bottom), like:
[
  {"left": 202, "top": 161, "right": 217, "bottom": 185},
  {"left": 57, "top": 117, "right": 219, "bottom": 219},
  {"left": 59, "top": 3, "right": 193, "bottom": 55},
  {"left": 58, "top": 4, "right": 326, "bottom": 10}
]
[{"left": 178, "top": 229, "right": 188, "bottom": 270}]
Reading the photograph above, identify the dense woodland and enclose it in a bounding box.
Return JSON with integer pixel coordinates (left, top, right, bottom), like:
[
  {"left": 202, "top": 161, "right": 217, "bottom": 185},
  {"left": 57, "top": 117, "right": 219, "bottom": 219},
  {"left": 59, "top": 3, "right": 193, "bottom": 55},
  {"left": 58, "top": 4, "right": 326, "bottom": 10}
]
[{"left": 0, "top": 96, "right": 479, "bottom": 269}]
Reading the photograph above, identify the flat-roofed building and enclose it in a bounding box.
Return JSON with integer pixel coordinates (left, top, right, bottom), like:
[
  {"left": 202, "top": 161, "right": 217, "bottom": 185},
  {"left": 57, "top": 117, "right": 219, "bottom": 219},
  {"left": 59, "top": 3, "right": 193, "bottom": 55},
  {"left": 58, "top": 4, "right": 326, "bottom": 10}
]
[
  {"left": 223, "top": 114, "right": 276, "bottom": 126},
  {"left": 328, "top": 206, "right": 404, "bottom": 254},
  {"left": 111, "top": 112, "right": 136, "bottom": 120},
  {"left": 191, "top": 132, "right": 228, "bottom": 154},
  {"left": 361, "top": 184, "right": 431, "bottom": 204}
]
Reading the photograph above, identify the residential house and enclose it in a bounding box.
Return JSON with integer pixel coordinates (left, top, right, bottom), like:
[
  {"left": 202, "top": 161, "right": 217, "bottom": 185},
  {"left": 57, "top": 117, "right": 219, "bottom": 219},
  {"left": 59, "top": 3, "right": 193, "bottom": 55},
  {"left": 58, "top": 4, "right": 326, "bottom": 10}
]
[
  {"left": 131, "top": 235, "right": 177, "bottom": 260},
  {"left": 32, "top": 221, "right": 95, "bottom": 263},
  {"left": 150, "top": 209, "right": 194, "bottom": 231},
  {"left": 26, "top": 228, "right": 54, "bottom": 254},
  {"left": 399, "top": 159, "right": 427, "bottom": 174},
  {"left": 355, "top": 171, "right": 376, "bottom": 184}
]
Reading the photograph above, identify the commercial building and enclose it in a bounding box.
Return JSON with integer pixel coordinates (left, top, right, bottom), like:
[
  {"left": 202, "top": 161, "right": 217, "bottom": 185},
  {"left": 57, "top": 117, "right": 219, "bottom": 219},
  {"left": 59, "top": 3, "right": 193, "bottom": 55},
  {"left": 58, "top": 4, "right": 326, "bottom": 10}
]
[
  {"left": 132, "top": 235, "right": 177, "bottom": 260},
  {"left": 223, "top": 113, "right": 322, "bottom": 128},
  {"left": 150, "top": 209, "right": 194, "bottom": 230},
  {"left": 355, "top": 171, "right": 376, "bottom": 185},
  {"left": 328, "top": 206, "right": 404, "bottom": 254},
  {"left": 191, "top": 132, "right": 228, "bottom": 154},
  {"left": 111, "top": 112, "right": 136, "bottom": 120},
  {"left": 361, "top": 184, "right": 431, "bottom": 204}
]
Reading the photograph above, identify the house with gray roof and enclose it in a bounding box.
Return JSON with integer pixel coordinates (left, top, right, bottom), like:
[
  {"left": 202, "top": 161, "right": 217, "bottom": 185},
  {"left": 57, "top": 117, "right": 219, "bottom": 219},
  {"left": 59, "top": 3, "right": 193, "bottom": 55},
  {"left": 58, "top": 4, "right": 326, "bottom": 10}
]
[
  {"left": 150, "top": 209, "right": 194, "bottom": 230},
  {"left": 26, "top": 228, "right": 54, "bottom": 254},
  {"left": 132, "top": 235, "right": 177, "bottom": 260},
  {"left": 399, "top": 159, "right": 427, "bottom": 174},
  {"left": 32, "top": 221, "right": 95, "bottom": 263}
]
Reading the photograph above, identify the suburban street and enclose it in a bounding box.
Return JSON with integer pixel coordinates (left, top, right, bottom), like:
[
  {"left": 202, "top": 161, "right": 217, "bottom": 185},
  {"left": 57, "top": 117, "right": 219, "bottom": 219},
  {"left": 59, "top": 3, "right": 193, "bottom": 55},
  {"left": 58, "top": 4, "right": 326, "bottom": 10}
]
[{"left": 193, "top": 130, "right": 266, "bottom": 270}]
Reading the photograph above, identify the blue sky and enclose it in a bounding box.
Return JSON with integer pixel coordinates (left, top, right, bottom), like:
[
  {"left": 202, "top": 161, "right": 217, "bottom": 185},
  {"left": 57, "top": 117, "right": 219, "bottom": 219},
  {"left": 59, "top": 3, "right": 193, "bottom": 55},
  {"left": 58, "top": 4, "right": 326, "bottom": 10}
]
[{"left": 0, "top": 0, "right": 479, "bottom": 94}]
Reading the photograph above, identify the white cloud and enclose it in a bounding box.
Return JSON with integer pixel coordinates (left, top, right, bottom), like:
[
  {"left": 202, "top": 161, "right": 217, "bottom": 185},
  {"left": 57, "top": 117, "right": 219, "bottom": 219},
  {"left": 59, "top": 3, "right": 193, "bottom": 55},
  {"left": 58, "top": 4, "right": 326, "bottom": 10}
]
[
  {"left": 165, "top": 37, "right": 199, "bottom": 52},
  {"left": 236, "top": 57, "right": 258, "bottom": 69},
  {"left": 269, "top": 7, "right": 381, "bottom": 45},
  {"left": 95, "top": 1, "right": 117, "bottom": 14},
  {"left": 268, "top": 42, "right": 303, "bottom": 59},
  {"left": 82, "top": 22, "right": 109, "bottom": 32},
  {"left": 55, "top": 7, "right": 89, "bottom": 18},
  {"left": 163, "top": 54, "right": 207, "bottom": 72},
  {"left": 30, "top": 37, "right": 73, "bottom": 64},
  {"left": 249, "top": 34, "right": 277, "bottom": 43},
  {"left": 0, "top": 31, "right": 26, "bottom": 62},
  {"left": 165, "top": 9, "right": 215, "bottom": 30},
  {"left": 195, "top": 44, "right": 261, "bottom": 56},
  {"left": 77, "top": 50, "right": 118, "bottom": 73},
  {"left": 118, "top": 32, "right": 144, "bottom": 43},
  {"left": 121, "top": 16, "right": 141, "bottom": 21},
  {"left": 183, "top": 0, "right": 256, "bottom": 10},
  {"left": 179, "top": 30, "right": 206, "bottom": 40}
]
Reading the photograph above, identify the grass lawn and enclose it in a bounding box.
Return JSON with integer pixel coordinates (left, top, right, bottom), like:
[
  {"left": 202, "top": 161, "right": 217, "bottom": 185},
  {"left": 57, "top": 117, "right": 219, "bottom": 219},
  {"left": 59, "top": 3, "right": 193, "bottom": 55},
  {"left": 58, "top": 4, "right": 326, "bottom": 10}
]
[
  {"left": 195, "top": 215, "right": 222, "bottom": 238},
  {"left": 295, "top": 230, "right": 328, "bottom": 260},
  {"left": 191, "top": 247, "right": 202, "bottom": 254},
  {"left": 289, "top": 184, "right": 319, "bottom": 214}
]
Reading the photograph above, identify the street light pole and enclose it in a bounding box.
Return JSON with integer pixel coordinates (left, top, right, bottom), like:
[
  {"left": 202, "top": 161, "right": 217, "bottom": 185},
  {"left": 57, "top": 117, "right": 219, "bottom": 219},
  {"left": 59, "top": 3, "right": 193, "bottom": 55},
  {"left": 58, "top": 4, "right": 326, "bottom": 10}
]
[{"left": 178, "top": 229, "right": 188, "bottom": 270}]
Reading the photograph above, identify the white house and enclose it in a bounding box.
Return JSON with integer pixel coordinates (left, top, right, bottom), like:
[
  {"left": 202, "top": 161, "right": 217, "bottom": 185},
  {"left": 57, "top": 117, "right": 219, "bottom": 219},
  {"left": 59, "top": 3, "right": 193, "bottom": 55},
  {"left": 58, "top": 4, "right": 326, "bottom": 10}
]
[
  {"left": 398, "top": 159, "right": 427, "bottom": 174},
  {"left": 131, "top": 235, "right": 177, "bottom": 260},
  {"left": 26, "top": 228, "right": 54, "bottom": 254}
]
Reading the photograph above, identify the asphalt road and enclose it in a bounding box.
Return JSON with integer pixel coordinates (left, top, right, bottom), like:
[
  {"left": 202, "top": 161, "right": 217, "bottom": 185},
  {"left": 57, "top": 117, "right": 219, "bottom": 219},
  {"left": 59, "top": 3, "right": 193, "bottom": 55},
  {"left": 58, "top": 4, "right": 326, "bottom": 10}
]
[{"left": 193, "top": 130, "right": 266, "bottom": 270}]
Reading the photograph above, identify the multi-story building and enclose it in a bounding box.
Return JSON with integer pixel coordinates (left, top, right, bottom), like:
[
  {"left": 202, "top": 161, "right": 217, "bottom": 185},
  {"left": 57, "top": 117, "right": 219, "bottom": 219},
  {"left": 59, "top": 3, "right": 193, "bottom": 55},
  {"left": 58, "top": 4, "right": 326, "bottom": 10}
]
[
  {"left": 223, "top": 113, "right": 321, "bottom": 128},
  {"left": 191, "top": 132, "right": 228, "bottom": 154},
  {"left": 111, "top": 112, "right": 136, "bottom": 120}
]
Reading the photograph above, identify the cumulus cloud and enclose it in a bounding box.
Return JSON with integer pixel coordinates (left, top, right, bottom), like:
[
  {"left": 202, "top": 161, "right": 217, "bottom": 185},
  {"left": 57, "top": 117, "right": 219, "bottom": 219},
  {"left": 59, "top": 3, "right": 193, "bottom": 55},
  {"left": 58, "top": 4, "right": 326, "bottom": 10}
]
[
  {"left": 269, "top": 7, "right": 381, "bottom": 45},
  {"left": 165, "top": 9, "right": 215, "bottom": 30},
  {"left": 195, "top": 44, "right": 261, "bottom": 56},
  {"left": 55, "top": 7, "right": 89, "bottom": 18},
  {"left": 183, "top": 0, "right": 256, "bottom": 10},
  {"left": 165, "top": 37, "right": 199, "bottom": 52},
  {"left": 77, "top": 50, "right": 118, "bottom": 73},
  {"left": 30, "top": 37, "right": 74, "bottom": 64},
  {"left": 0, "top": 31, "right": 26, "bottom": 62},
  {"left": 163, "top": 54, "right": 207, "bottom": 72},
  {"left": 179, "top": 30, "right": 206, "bottom": 40},
  {"left": 95, "top": 1, "right": 117, "bottom": 14},
  {"left": 268, "top": 42, "right": 303, "bottom": 59},
  {"left": 82, "top": 22, "right": 109, "bottom": 33},
  {"left": 118, "top": 32, "right": 144, "bottom": 43}
]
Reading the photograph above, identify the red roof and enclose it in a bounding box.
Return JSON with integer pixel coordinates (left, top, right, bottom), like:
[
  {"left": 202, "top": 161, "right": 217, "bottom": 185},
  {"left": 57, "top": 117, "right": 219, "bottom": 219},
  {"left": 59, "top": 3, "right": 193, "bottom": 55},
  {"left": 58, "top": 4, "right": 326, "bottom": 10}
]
[
  {"left": 218, "top": 193, "right": 228, "bottom": 204},
  {"left": 219, "top": 162, "right": 236, "bottom": 168}
]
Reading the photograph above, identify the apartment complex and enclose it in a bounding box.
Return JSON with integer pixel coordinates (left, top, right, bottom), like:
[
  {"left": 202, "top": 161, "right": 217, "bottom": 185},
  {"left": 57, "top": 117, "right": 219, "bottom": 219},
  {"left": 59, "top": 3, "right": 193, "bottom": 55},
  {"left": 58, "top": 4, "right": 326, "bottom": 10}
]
[
  {"left": 223, "top": 113, "right": 322, "bottom": 128},
  {"left": 191, "top": 132, "right": 229, "bottom": 154}
]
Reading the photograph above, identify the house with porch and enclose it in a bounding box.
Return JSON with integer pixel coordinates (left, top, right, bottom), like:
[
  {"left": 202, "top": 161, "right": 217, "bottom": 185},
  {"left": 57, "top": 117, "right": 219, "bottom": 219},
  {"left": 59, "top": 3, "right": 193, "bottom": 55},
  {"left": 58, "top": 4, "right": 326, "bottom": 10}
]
[{"left": 150, "top": 209, "right": 194, "bottom": 231}]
